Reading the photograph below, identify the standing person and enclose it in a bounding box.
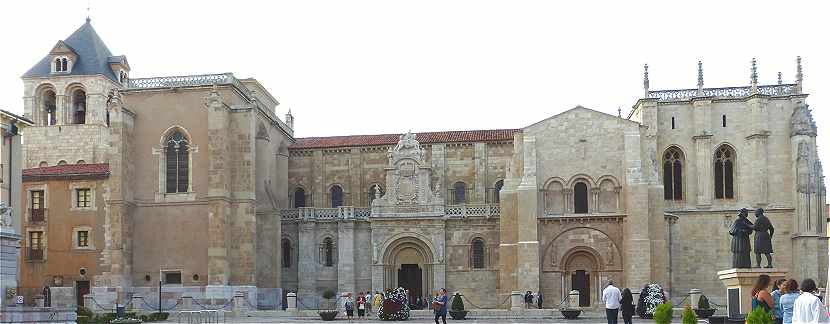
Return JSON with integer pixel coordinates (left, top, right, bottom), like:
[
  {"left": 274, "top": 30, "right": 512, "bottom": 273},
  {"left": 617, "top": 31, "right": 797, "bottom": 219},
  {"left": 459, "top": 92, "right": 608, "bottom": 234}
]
[
  {"left": 753, "top": 208, "right": 775, "bottom": 268},
  {"left": 752, "top": 274, "right": 774, "bottom": 312},
  {"left": 771, "top": 279, "right": 786, "bottom": 324},
  {"left": 620, "top": 288, "right": 635, "bottom": 324},
  {"left": 432, "top": 288, "right": 449, "bottom": 324},
  {"left": 779, "top": 279, "right": 799, "bottom": 324},
  {"left": 344, "top": 293, "right": 355, "bottom": 320},
  {"left": 524, "top": 290, "right": 533, "bottom": 308},
  {"left": 602, "top": 280, "right": 622, "bottom": 324},
  {"left": 793, "top": 278, "right": 830, "bottom": 323},
  {"left": 373, "top": 290, "right": 383, "bottom": 314},
  {"left": 537, "top": 291, "right": 544, "bottom": 309},
  {"left": 356, "top": 291, "right": 366, "bottom": 319},
  {"left": 366, "top": 290, "right": 373, "bottom": 315}
]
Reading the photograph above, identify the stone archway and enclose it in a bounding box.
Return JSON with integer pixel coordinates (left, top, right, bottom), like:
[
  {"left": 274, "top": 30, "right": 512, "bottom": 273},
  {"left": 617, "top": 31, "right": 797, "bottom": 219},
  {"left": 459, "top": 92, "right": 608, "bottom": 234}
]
[
  {"left": 564, "top": 249, "right": 600, "bottom": 307},
  {"left": 380, "top": 236, "right": 435, "bottom": 303}
]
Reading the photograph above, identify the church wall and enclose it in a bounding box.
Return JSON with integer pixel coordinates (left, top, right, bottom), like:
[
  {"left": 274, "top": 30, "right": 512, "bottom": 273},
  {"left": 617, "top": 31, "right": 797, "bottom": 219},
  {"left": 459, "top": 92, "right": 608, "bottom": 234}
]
[
  {"left": 444, "top": 218, "right": 500, "bottom": 308},
  {"left": 280, "top": 221, "right": 299, "bottom": 292},
  {"left": 360, "top": 148, "right": 388, "bottom": 207}
]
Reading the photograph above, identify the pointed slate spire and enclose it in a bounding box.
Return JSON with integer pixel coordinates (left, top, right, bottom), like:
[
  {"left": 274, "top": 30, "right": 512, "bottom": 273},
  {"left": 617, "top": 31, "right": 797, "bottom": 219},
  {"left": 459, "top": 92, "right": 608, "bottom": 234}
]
[
  {"left": 22, "top": 19, "right": 121, "bottom": 82},
  {"left": 750, "top": 58, "right": 758, "bottom": 94},
  {"left": 795, "top": 56, "right": 803, "bottom": 94},
  {"left": 697, "top": 60, "right": 704, "bottom": 96},
  {"left": 643, "top": 64, "right": 650, "bottom": 98}
]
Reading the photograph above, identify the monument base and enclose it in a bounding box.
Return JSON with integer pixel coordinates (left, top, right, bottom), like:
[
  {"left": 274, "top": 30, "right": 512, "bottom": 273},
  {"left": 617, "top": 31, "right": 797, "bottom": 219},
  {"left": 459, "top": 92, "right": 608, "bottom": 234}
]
[{"left": 717, "top": 268, "right": 788, "bottom": 319}]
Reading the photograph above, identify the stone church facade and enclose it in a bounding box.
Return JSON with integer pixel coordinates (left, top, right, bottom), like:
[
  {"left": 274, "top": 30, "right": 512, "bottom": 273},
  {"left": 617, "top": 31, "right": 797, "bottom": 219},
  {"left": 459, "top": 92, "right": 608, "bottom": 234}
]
[{"left": 16, "top": 20, "right": 827, "bottom": 310}]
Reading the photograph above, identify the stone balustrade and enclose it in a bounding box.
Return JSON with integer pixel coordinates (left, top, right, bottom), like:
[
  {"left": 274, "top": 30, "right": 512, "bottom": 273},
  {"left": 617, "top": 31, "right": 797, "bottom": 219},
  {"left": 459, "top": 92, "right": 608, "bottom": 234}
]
[
  {"left": 279, "top": 203, "right": 500, "bottom": 220},
  {"left": 647, "top": 84, "right": 796, "bottom": 102}
]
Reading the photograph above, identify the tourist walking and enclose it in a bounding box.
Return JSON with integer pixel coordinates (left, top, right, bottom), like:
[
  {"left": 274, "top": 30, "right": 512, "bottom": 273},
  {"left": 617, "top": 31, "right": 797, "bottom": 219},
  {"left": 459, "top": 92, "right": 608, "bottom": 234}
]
[
  {"left": 432, "top": 288, "right": 449, "bottom": 324},
  {"left": 602, "top": 280, "right": 622, "bottom": 324},
  {"left": 373, "top": 290, "right": 383, "bottom": 313},
  {"left": 771, "top": 279, "right": 786, "bottom": 324},
  {"left": 793, "top": 278, "right": 830, "bottom": 323},
  {"left": 779, "top": 279, "right": 799, "bottom": 324},
  {"left": 366, "top": 290, "right": 373, "bottom": 315},
  {"left": 752, "top": 275, "right": 774, "bottom": 312},
  {"left": 344, "top": 293, "right": 355, "bottom": 320},
  {"left": 356, "top": 291, "right": 367, "bottom": 319},
  {"left": 620, "top": 288, "right": 635, "bottom": 324},
  {"left": 537, "top": 291, "right": 544, "bottom": 309}
]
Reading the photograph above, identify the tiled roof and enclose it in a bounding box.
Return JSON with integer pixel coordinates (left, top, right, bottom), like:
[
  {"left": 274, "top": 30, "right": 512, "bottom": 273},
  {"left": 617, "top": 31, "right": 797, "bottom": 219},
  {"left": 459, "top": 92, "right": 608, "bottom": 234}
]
[
  {"left": 291, "top": 129, "right": 519, "bottom": 149},
  {"left": 22, "top": 19, "right": 120, "bottom": 82},
  {"left": 23, "top": 163, "right": 110, "bottom": 181}
]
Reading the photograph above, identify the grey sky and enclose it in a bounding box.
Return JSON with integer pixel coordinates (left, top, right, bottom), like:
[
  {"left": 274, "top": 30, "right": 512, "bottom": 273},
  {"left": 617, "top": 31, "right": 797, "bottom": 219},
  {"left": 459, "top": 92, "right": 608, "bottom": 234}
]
[{"left": 2, "top": 0, "right": 827, "bottom": 169}]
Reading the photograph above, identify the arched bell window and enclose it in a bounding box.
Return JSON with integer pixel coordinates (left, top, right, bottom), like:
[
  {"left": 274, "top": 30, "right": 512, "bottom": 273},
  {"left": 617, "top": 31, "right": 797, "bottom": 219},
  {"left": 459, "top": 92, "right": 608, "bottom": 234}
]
[
  {"left": 573, "top": 182, "right": 589, "bottom": 214},
  {"left": 293, "top": 188, "right": 306, "bottom": 208},
  {"left": 714, "top": 145, "right": 736, "bottom": 199},
  {"left": 165, "top": 131, "right": 190, "bottom": 193},
  {"left": 453, "top": 181, "right": 467, "bottom": 205},
  {"left": 72, "top": 89, "right": 86, "bottom": 124},
  {"left": 42, "top": 90, "right": 57, "bottom": 126},
  {"left": 330, "top": 185, "right": 343, "bottom": 208},
  {"left": 493, "top": 180, "right": 504, "bottom": 203}
]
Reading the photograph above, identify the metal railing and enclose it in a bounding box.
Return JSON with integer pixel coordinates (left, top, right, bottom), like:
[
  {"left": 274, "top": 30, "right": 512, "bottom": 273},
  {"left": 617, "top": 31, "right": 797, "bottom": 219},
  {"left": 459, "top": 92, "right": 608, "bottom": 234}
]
[
  {"left": 27, "top": 248, "right": 44, "bottom": 261},
  {"left": 445, "top": 204, "right": 500, "bottom": 218},
  {"left": 280, "top": 203, "right": 500, "bottom": 220},
  {"left": 30, "top": 208, "right": 45, "bottom": 222},
  {"left": 647, "top": 84, "right": 797, "bottom": 102}
]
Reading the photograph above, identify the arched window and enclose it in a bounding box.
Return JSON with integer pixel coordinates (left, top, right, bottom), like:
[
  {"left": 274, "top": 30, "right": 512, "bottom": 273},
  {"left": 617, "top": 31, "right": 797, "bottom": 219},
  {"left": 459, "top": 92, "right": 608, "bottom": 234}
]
[
  {"left": 471, "top": 238, "right": 485, "bottom": 269},
  {"left": 453, "top": 181, "right": 467, "bottom": 205},
  {"left": 105, "top": 109, "right": 110, "bottom": 127},
  {"left": 323, "top": 238, "right": 334, "bottom": 267},
  {"left": 545, "top": 181, "right": 565, "bottom": 215},
  {"left": 573, "top": 182, "right": 588, "bottom": 214},
  {"left": 493, "top": 180, "right": 504, "bottom": 203},
  {"left": 293, "top": 188, "right": 306, "bottom": 208},
  {"left": 57, "top": 160, "right": 67, "bottom": 166},
  {"left": 38, "top": 161, "right": 48, "bottom": 168},
  {"left": 54, "top": 58, "right": 61, "bottom": 72},
  {"left": 61, "top": 58, "right": 68, "bottom": 72},
  {"left": 76, "top": 160, "right": 86, "bottom": 164},
  {"left": 42, "top": 90, "right": 56, "bottom": 126},
  {"left": 330, "top": 185, "right": 343, "bottom": 208},
  {"left": 281, "top": 239, "right": 292, "bottom": 268},
  {"left": 369, "top": 184, "right": 383, "bottom": 205},
  {"left": 72, "top": 89, "right": 86, "bottom": 124},
  {"left": 663, "top": 147, "right": 684, "bottom": 200},
  {"left": 165, "top": 131, "right": 190, "bottom": 193},
  {"left": 714, "top": 145, "right": 735, "bottom": 199}
]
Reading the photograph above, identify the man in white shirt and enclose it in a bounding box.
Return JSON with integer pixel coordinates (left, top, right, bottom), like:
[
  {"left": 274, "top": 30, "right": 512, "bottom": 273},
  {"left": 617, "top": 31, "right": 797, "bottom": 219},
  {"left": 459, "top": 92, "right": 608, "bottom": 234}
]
[
  {"left": 602, "top": 280, "right": 622, "bottom": 324},
  {"left": 792, "top": 278, "right": 830, "bottom": 324}
]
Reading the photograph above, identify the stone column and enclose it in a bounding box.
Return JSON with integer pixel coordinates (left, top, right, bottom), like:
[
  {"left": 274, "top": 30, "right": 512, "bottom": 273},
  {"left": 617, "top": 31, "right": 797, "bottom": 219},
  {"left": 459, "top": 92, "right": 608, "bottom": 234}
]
[
  {"left": 498, "top": 134, "right": 522, "bottom": 306},
  {"left": 474, "top": 143, "right": 487, "bottom": 203},
  {"left": 337, "top": 221, "right": 355, "bottom": 295},
  {"left": 693, "top": 134, "right": 713, "bottom": 207},
  {"left": 516, "top": 137, "right": 539, "bottom": 294},
  {"left": 431, "top": 145, "right": 447, "bottom": 201},
  {"left": 313, "top": 151, "right": 324, "bottom": 207},
  {"left": 206, "top": 87, "right": 230, "bottom": 288},
  {"left": 348, "top": 148, "right": 362, "bottom": 206}
]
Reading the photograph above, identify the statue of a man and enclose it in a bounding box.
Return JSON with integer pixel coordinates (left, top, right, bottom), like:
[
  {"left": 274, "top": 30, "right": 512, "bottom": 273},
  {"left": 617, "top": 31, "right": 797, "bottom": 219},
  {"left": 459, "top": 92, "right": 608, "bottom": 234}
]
[
  {"left": 729, "top": 208, "right": 754, "bottom": 268},
  {"left": 753, "top": 208, "right": 775, "bottom": 268}
]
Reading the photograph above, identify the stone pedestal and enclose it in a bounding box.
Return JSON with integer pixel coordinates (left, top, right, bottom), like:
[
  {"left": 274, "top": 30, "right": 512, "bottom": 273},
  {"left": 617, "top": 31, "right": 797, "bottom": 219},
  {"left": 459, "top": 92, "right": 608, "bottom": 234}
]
[
  {"left": 509, "top": 291, "right": 523, "bottom": 311},
  {"left": 717, "top": 268, "right": 788, "bottom": 318},
  {"left": 286, "top": 292, "right": 297, "bottom": 311},
  {"left": 568, "top": 290, "right": 580, "bottom": 308},
  {"left": 689, "top": 288, "right": 701, "bottom": 309}
]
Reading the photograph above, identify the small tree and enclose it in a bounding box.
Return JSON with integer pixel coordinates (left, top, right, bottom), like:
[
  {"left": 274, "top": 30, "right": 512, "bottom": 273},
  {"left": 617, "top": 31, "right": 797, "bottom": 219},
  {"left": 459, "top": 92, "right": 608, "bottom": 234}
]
[
  {"left": 681, "top": 305, "right": 698, "bottom": 324},
  {"left": 746, "top": 307, "right": 774, "bottom": 324},
  {"left": 451, "top": 293, "right": 464, "bottom": 311},
  {"left": 653, "top": 303, "right": 673, "bottom": 324}
]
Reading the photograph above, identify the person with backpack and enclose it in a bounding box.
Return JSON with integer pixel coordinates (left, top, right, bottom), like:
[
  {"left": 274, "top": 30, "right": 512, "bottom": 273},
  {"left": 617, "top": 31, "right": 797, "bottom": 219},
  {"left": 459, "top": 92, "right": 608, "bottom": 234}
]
[
  {"left": 344, "top": 293, "right": 355, "bottom": 320},
  {"left": 356, "top": 291, "right": 367, "bottom": 319}
]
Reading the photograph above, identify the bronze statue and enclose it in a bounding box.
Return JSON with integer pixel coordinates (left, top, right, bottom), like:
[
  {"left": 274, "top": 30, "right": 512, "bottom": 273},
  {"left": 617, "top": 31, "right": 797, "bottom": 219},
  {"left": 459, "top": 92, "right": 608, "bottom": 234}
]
[
  {"left": 753, "top": 208, "right": 775, "bottom": 268},
  {"left": 729, "top": 208, "right": 754, "bottom": 268}
]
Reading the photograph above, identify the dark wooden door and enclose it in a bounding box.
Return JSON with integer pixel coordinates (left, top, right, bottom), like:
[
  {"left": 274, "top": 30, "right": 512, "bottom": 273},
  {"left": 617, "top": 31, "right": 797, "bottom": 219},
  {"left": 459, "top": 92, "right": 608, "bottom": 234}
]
[
  {"left": 76, "top": 281, "right": 90, "bottom": 308},
  {"left": 397, "top": 264, "right": 422, "bottom": 304},
  {"left": 571, "top": 270, "right": 590, "bottom": 307}
]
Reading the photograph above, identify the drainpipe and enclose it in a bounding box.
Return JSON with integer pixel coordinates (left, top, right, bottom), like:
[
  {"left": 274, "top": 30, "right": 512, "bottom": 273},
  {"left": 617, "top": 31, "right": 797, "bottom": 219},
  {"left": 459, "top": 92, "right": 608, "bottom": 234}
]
[{"left": 664, "top": 213, "right": 678, "bottom": 298}]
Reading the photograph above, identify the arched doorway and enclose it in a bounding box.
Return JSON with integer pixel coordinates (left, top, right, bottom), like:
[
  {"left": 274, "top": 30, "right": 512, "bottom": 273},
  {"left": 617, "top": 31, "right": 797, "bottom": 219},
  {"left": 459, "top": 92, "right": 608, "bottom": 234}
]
[
  {"left": 564, "top": 250, "right": 599, "bottom": 307},
  {"left": 382, "top": 236, "right": 435, "bottom": 304}
]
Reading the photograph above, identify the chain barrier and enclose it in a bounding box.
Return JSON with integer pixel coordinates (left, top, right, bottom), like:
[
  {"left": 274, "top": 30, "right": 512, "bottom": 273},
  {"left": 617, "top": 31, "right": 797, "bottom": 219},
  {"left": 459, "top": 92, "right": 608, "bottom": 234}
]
[
  {"left": 140, "top": 298, "right": 182, "bottom": 312},
  {"left": 192, "top": 298, "right": 233, "bottom": 310},
  {"left": 672, "top": 295, "right": 690, "bottom": 308}
]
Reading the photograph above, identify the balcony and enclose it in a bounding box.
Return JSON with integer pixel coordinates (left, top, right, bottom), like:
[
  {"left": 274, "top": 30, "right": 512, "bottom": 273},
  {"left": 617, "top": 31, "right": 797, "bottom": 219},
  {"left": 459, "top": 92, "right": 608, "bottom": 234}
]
[
  {"left": 279, "top": 203, "right": 500, "bottom": 221},
  {"left": 26, "top": 248, "right": 44, "bottom": 261},
  {"left": 30, "top": 208, "right": 45, "bottom": 222}
]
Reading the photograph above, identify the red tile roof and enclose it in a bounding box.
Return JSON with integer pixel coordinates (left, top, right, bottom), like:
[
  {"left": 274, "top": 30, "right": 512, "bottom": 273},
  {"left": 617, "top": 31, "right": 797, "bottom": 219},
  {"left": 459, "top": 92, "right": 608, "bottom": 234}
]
[
  {"left": 23, "top": 163, "right": 110, "bottom": 181},
  {"left": 291, "top": 129, "right": 519, "bottom": 149}
]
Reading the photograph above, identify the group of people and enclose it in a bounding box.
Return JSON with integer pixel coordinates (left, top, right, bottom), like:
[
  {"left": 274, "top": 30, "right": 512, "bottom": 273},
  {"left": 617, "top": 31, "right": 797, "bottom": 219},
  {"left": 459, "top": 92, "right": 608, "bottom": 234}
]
[
  {"left": 752, "top": 274, "right": 829, "bottom": 324},
  {"left": 523, "top": 290, "right": 544, "bottom": 308},
  {"left": 601, "top": 280, "right": 636, "bottom": 324},
  {"left": 342, "top": 290, "right": 383, "bottom": 320},
  {"left": 339, "top": 287, "right": 451, "bottom": 324}
]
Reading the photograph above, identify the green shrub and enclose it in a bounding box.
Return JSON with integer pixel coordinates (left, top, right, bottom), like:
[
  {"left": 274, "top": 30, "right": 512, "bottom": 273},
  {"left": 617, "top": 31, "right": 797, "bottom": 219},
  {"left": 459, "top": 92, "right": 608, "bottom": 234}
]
[
  {"left": 148, "top": 312, "right": 169, "bottom": 321},
  {"left": 450, "top": 293, "right": 464, "bottom": 311},
  {"left": 746, "top": 307, "right": 774, "bottom": 324},
  {"left": 138, "top": 315, "right": 149, "bottom": 322},
  {"left": 110, "top": 318, "right": 142, "bottom": 324},
  {"left": 681, "top": 305, "right": 697, "bottom": 324},
  {"left": 322, "top": 290, "right": 336, "bottom": 299},
  {"left": 698, "top": 294, "right": 711, "bottom": 309},
  {"left": 653, "top": 303, "right": 673, "bottom": 324}
]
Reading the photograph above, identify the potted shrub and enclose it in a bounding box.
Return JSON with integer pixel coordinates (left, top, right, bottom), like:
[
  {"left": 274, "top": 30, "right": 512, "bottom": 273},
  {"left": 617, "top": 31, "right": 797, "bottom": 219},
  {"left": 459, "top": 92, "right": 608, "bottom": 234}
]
[
  {"left": 378, "top": 287, "right": 411, "bottom": 321},
  {"left": 318, "top": 290, "right": 338, "bottom": 321},
  {"left": 448, "top": 293, "right": 468, "bottom": 320},
  {"left": 746, "top": 307, "right": 773, "bottom": 324},
  {"left": 637, "top": 283, "right": 667, "bottom": 319},
  {"left": 694, "top": 294, "right": 717, "bottom": 319},
  {"left": 681, "top": 305, "right": 698, "bottom": 324},
  {"left": 652, "top": 303, "right": 673, "bottom": 324}
]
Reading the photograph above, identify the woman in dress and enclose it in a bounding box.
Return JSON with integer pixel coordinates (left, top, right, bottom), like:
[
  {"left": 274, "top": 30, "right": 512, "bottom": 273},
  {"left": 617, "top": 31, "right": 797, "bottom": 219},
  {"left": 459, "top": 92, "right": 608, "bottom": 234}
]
[{"left": 620, "top": 288, "right": 635, "bottom": 324}]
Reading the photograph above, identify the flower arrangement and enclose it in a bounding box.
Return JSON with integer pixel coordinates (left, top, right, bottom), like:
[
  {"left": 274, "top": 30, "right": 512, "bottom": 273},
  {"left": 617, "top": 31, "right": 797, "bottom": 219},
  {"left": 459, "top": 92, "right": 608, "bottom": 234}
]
[
  {"left": 378, "top": 287, "right": 411, "bottom": 321},
  {"left": 637, "top": 283, "right": 667, "bottom": 319}
]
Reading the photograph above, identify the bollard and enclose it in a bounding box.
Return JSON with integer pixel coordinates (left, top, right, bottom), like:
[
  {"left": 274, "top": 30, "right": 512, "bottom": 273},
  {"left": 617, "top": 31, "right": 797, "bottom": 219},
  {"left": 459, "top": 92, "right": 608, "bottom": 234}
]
[
  {"left": 232, "top": 293, "right": 244, "bottom": 317},
  {"left": 181, "top": 296, "right": 193, "bottom": 311},
  {"left": 83, "top": 295, "right": 95, "bottom": 311},
  {"left": 569, "top": 290, "right": 580, "bottom": 309},
  {"left": 130, "top": 295, "right": 143, "bottom": 312},
  {"left": 286, "top": 292, "right": 297, "bottom": 311},
  {"left": 510, "top": 291, "right": 523, "bottom": 311},
  {"left": 34, "top": 295, "right": 45, "bottom": 307},
  {"left": 689, "top": 289, "right": 701, "bottom": 309}
]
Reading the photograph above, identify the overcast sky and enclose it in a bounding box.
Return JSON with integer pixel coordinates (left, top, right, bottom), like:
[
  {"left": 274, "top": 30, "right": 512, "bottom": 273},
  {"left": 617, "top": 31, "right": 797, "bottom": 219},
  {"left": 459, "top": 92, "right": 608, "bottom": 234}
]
[{"left": 2, "top": 0, "right": 827, "bottom": 169}]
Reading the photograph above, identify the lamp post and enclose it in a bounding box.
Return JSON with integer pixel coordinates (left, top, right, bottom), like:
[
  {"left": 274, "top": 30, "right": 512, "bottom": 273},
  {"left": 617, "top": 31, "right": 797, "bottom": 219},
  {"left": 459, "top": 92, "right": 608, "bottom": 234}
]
[{"left": 158, "top": 279, "right": 162, "bottom": 314}]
